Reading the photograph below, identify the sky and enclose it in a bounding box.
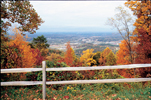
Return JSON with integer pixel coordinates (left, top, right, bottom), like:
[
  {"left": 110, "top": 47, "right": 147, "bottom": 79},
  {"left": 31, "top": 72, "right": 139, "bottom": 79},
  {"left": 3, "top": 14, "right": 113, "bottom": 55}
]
[{"left": 30, "top": 1, "right": 134, "bottom": 33}]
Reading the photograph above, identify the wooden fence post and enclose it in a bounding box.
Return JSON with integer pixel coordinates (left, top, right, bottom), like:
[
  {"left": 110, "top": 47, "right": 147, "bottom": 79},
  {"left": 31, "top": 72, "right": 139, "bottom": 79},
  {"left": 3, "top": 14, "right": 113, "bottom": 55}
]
[
  {"left": 42, "top": 61, "right": 46, "bottom": 100},
  {"left": 134, "top": 68, "right": 136, "bottom": 78}
]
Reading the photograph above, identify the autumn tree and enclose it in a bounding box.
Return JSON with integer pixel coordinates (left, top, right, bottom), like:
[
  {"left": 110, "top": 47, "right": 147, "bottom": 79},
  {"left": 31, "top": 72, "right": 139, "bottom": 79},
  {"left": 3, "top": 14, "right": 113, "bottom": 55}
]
[
  {"left": 79, "top": 49, "right": 97, "bottom": 79},
  {"left": 102, "top": 47, "right": 112, "bottom": 57},
  {"left": 125, "top": 0, "right": 151, "bottom": 77},
  {"left": 64, "top": 42, "right": 76, "bottom": 66},
  {"left": 31, "top": 48, "right": 44, "bottom": 66},
  {"left": 125, "top": 0, "right": 151, "bottom": 37},
  {"left": 72, "top": 57, "right": 83, "bottom": 67},
  {"left": 99, "top": 53, "right": 106, "bottom": 66},
  {"left": 116, "top": 40, "right": 135, "bottom": 65},
  {"left": 0, "top": 0, "right": 44, "bottom": 68},
  {"left": 99, "top": 47, "right": 111, "bottom": 66},
  {"left": 107, "top": 6, "right": 135, "bottom": 64},
  {"left": 135, "top": 29, "right": 151, "bottom": 63},
  {"left": 1, "top": 1, "right": 44, "bottom": 35},
  {"left": 106, "top": 51, "right": 116, "bottom": 66},
  {"left": 116, "top": 40, "right": 137, "bottom": 78},
  {"left": 134, "top": 28, "right": 151, "bottom": 77},
  {"left": 125, "top": 0, "right": 151, "bottom": 62},
  {"left": 1, "top": 27, "right": 36, "bottom": 68},
  {"left": 1, "top": 43, "right": 22, "bottom": 69},
  {"left": 46, "top": 53, "right": 64, "bottom": 64},
  {"left": 80, "top": 49, "right": 96, "bottom": 66}
]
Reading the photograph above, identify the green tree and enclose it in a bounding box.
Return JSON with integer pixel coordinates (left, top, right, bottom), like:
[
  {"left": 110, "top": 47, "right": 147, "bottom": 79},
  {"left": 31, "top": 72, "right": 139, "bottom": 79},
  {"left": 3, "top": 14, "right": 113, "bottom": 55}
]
[
  {"left": 30, "top": 35, "right": 49, "bottom": 57},
  {"left": 106, "top": 51, "right": 116, "bottom": 66},
  {"left": 31, "top": 35, "right": 49, "bottom": 50}
]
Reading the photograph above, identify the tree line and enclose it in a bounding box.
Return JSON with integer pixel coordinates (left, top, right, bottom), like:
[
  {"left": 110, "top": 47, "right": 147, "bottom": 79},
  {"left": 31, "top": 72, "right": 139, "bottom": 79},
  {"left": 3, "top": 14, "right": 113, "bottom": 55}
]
[{"left": 1, "top": 0, "right": 151, "bottom": 80}]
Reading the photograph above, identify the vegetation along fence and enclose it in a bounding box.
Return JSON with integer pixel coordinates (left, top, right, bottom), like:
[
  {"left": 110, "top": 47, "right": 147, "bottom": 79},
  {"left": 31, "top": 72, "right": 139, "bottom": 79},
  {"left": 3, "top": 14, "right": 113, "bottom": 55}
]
[{"left": 1, "top": 61, "right": 151, "bottom": 100}]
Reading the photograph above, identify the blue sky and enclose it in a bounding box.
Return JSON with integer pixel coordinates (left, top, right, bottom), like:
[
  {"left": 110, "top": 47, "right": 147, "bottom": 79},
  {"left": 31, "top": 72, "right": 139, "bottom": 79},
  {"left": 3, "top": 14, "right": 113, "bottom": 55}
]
[{"left": 30, "top": 1, "right": 134, "bottom": 33}]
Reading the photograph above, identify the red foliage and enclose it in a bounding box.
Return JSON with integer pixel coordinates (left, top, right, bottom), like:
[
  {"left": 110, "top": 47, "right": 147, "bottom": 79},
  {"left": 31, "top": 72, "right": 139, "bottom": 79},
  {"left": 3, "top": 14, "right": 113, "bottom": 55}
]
[
  {"left": 31, "top": 48, "right": 44, "bottom": 66},
  {"left": 64, "top": 96, "right": 69, "bottom": 99},
  {"left": 1, "top": 44, "right": 22, "bottom": 69},
  {"left": 81, "top": 70, "right": 96, "bottom": 79},
  {"left": 135, "top": 28, "right": 151, "bottom": 63},
  {"left": 135, "top": 28, "right": 151, "bottom": 77},
  {"left": 57, "top": 58, "right": 65, "bottom": 63},
  {"left": 2, "top": 29, "right": 37, "bottom": 68}
]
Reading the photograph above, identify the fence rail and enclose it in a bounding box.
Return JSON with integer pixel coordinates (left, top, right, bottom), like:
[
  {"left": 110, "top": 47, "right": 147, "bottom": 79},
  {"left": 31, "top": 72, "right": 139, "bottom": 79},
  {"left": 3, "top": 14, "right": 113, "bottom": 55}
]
[
  {"left": 1, "top": 78, "right": 151, "bottom": 86},
  {"left": 1, "top": 61, "right": 151, "bottom": 100},
  {"left": 1, "top": 64, "right": 151, "bottom": 73}
]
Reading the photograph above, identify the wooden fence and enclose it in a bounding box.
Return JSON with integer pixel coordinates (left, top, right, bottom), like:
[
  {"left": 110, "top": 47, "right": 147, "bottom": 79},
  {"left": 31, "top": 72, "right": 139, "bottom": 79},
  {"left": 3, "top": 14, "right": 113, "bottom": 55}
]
[{"left": 1, "top": 61, "right": 151, "bottom": 100}]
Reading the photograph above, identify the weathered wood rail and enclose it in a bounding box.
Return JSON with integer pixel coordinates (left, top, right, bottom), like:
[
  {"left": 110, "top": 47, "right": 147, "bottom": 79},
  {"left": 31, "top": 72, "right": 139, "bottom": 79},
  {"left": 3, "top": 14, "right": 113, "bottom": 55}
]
[
  {"left": 1, "top": 61, "right": 151, "bottom": 100},
  {"left": 1, "top": 78, "right": 151, "bottom": 86},
  {"left": 1, "top": 64, "right": 151, "bottom": 73}
]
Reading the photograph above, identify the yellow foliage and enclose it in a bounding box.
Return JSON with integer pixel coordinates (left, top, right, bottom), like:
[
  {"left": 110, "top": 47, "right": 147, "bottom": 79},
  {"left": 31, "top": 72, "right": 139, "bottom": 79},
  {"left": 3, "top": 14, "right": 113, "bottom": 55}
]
[
  {"left": 80, "top": 49, "right": 96, "bottom": 66},
  {"left": 46, "top": 53, "right": 63, "bottom": 63}
]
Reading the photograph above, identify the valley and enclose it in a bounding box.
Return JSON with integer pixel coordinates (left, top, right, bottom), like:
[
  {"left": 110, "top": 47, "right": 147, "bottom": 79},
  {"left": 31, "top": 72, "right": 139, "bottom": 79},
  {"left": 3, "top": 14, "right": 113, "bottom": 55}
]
[{"left": 27, "top": 32, "right": 123, "bottom": 56}]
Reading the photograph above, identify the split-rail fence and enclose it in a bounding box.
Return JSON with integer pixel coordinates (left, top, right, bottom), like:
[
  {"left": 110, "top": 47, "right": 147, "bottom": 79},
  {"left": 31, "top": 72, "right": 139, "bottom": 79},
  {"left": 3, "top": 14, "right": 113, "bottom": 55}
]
[{"left": 1, "top": 61, "right": 151, "bottom": 100}]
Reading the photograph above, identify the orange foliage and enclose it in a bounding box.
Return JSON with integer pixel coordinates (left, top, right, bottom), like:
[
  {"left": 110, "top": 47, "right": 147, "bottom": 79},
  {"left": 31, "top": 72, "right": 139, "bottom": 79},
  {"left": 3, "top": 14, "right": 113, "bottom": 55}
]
[
  {"left": 7, "top": 27, "right": 36, "bottom": 68},
  {"left": 64, "top": 42, "right": 75, "bottom": 66},
  {"left": 99, "top": 53, "right": 106, "bottom": 66},
  {"left": 102, "top": 47, "right": 111, "bottom": 58},
  {"left": 116, "top": 40, "right": 131, "bottom": 65},
  {"left": 125, "top": 0, "right": 151, "bottom": 39},
  {"left": 125, "top": 1, "right": 151, "bottom": 77},
  {"left": 116, "top": 40, "right": 136, "bottom": 78},
  {"left": 117, "top": 69, "right": 135, "bottom": 78}
]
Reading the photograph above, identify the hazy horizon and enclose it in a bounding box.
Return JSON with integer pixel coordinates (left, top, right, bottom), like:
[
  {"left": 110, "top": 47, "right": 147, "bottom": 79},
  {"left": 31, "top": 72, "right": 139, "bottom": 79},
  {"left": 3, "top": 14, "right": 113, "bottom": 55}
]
[{"left": 29, "top": 1, "right": 135, "bottom": 33}]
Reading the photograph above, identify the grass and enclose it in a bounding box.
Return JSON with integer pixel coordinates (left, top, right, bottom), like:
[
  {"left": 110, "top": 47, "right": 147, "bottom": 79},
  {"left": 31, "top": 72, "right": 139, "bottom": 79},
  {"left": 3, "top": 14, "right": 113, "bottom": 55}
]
[{"left": 1, "top": 82, "right": 151, "bottom": 100}]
